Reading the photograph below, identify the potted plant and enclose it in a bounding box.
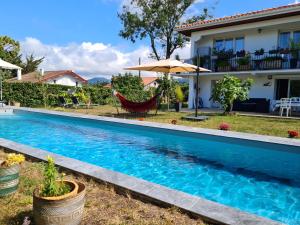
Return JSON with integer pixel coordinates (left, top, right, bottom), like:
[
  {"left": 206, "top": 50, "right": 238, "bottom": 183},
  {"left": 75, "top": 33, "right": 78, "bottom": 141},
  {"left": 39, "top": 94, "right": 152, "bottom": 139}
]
[
  {"left": 260, "top": 56, "right": 283, "bottom": 70},
  {"left": 33, "top": 156, "right": 86, "bottom": 225},
  {"left": 174, "top": 85, "right": 184, "bottom": 112},
  {"left": 237, "top": 54, "right": 251, "bottom": 71},
  {"left": 0, "top": 153, "right": 25, "bottom": 197},
  {"left": 236, "top": 50, "right": 246, "bottom": 57},
  {"left": 216, "top": 59, "right": 231, "bottom": 72},
  {"left": 254, "top": 48, "right": 265, "bottom": 56}
]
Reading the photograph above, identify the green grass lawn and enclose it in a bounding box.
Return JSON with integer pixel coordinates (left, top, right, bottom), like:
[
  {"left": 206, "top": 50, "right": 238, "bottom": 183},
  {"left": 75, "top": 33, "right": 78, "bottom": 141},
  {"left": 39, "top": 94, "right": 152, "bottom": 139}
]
[{"left": 49, "top": 105, "right": 300, "bottom": 138}]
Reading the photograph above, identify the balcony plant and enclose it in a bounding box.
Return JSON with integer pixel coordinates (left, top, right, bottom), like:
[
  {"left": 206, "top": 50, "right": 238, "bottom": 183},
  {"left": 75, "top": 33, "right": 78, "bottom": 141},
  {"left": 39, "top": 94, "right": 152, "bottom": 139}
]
[
  {"left": 254, "top": 48, "right": 265, "bottom": 56},
  {"left": 0, "top": 153, "right": 25, "bottom": 197},
  {"left": 260, "top": 56, "right": 283, "bottom": 70},
  {"left": 174, "top": 85, "right": 184, "bottom": 112},
  {"left": 33, "top": 156, "right": 86, "bottom": 225},
  {"left": 237, "top": 54, "right": 251, "bottom": 71},
  {"left": 236, "top": 50, "right": 246, "bottom": 57}
]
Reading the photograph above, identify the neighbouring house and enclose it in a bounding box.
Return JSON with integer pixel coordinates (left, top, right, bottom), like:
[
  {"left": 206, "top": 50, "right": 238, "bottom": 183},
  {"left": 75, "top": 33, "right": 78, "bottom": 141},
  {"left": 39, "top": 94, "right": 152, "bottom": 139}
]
[
  {"left": 141, "top": 77, "right": 159, "bottom": 90},
  {"left": 176, "top": 3, "right": 300, "bottom": 113},
  {"left": 8, "top": 69, "right": 87, "bottom": 87}
]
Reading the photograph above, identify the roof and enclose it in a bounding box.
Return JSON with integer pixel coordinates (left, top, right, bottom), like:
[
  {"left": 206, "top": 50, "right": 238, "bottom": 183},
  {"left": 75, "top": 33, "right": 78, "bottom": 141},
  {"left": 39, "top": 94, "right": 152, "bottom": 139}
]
[
  {"left": 0, "top": 58, "right": 21, "bottom": 70},
  {"left": 142, "top": 77, "right": 158, "bottom": 86},
  {"left": 177, "top": 3, "right": 300, "bottom": 36},
  {"left": 7, "top": 70, "right": 87, "bottom": 83}
]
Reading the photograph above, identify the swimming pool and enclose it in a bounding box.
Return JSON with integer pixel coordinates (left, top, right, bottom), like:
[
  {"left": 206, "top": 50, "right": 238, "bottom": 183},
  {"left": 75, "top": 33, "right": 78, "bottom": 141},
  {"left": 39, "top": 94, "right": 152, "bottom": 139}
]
[{"left": 0, "top": 110, "right": 299, "bottom": 224}]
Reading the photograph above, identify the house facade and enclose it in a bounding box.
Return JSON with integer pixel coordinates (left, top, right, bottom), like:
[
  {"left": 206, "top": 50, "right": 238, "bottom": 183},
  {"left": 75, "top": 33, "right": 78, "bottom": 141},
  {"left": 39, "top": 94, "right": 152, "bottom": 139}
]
[
  {"left": 177, "top": 3, "right": 300, "bottom": 111},
  {"left": 8, "top": 70, "right": 87, "bottom": 87},
  {"left": 141, "top": 77, "right": 159, "bottom": 90}
]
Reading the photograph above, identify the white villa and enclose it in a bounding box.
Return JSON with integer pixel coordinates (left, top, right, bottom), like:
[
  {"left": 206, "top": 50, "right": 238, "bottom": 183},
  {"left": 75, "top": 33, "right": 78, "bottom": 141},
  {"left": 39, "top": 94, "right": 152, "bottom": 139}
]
[
  {"left": 177, "top": 3, "right": 300, "bottom": 113},
  {"left": 8, "top": 69, "right": 87, "bottom": 87}
]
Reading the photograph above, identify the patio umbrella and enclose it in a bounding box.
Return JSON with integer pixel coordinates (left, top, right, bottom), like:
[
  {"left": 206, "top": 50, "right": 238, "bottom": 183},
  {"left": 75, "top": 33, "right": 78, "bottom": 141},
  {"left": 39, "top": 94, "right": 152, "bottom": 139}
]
[
  {"left": 125, "top": 58, "right": 210, "bottom": 117},
  {"left": 124, "top": 58, "right": 209, "bottom": 73}
]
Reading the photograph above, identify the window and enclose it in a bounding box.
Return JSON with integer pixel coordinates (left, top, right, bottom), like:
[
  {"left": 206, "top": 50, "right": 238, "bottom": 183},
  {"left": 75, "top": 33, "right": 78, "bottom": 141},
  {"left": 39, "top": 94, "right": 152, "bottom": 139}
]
[
  {"left": 235, "top": 37, "right": 245, "bottom": 52},
  {"left": 214, "top": 40, "right": 224, "bottom": 51},
  {"left": 293, "top": 31, "right": 300, "bottom": 44},
  {"left": 53, "top": 80, "right": 56, "bottom": 84},
  {"left": 214, "top": 37, "right": 244, "bottom": 52},
  {"left": 76, "top": 81, "right": 78, "bottom": 87},
  {"left": 290, "top": 80, "right": 300, "bottom": 97},
  {"left": 224, "top": 39, "right": 233, "bottom": 51},
  {"left": 279, "top": 32, "right": 291, "bottom": 49}
]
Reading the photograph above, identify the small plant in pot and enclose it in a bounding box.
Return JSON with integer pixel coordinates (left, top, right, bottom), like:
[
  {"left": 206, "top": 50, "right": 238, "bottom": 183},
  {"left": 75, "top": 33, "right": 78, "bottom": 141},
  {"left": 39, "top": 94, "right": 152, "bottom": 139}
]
[
  {"left": 0, "top": 153, "right": 25, "bottom": 197},
  {"left": 174, "top": 85, "right": 184, "bottom": 112},
  {"left": 237, "top": 54, "right": 251, "bottom": 71},
  {"left": 33, "top": 156, "right": 86, "bottom": 225}
]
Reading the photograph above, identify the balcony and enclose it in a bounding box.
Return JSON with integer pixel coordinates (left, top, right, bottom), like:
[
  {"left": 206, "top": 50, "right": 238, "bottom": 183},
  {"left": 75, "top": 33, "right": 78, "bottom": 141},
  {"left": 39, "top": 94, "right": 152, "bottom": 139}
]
[{"left": 186, "top": 49, "right": 300, "bottom": 73}]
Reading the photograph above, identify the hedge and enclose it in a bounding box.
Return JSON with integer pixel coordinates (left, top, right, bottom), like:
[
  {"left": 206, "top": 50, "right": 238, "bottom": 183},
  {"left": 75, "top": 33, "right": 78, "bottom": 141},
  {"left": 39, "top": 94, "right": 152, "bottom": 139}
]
[{"left": 2, "top": 82, "right": 112, "bottom": 107}]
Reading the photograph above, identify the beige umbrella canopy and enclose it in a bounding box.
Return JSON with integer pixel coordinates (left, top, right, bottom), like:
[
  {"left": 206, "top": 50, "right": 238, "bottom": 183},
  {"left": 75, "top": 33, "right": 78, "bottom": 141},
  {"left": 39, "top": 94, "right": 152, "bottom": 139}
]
[{"left": 124, "top": 58, "right": 210, "bottom": 73}]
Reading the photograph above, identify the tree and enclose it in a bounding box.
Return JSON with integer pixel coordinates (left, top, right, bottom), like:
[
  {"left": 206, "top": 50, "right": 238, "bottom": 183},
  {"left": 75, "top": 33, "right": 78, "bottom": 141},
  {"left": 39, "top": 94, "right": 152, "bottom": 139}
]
[
  {"left": 210, "top": 75, "right": 253, "bottom": 113},
  {"left": 112, "top": 73, "right": 150, "bottom": 102},
  {"left": 21, "top": 54, "right": 44, "bottom": 74},
  {"left": 118, "top": 0, "right": 211, "bottom": 60},
  {"left": 0, "top": 36, "right": 22, "bottom": 66}
]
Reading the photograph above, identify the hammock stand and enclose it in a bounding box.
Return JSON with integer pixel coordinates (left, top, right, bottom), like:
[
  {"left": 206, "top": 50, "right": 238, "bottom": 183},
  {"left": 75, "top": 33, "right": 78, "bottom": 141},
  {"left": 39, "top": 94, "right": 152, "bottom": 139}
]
[{"left": 113, "top": 90, "right": 163, "bottom": 115}]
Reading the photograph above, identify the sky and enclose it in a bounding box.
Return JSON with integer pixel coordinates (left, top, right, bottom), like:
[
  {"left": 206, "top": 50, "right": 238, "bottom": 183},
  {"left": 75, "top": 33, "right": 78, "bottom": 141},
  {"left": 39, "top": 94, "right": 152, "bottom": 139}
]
[{"left": 0, "top": 0, "right": 298, "bottom": 78}]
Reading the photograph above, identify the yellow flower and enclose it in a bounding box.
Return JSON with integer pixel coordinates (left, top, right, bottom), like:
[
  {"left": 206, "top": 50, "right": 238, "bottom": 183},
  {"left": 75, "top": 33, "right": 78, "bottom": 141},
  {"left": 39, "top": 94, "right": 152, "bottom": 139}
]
[{"left": 4, "top": 153, "right": 25, "bottom": 167}]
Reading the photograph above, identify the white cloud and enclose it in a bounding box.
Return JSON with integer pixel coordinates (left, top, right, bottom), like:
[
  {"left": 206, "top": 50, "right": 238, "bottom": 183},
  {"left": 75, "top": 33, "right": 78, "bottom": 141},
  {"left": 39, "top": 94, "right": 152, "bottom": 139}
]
[
  {"left": 20, "top": 37, "right": 153, "bottom": 78},
  {"left": 20, "top": 37, "right": 191, "bottom": 79}
]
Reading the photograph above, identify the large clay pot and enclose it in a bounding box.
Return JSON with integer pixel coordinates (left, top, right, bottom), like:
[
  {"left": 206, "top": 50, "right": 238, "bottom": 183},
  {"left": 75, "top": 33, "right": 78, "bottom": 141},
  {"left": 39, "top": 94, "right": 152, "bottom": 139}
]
[
  {"left": 0, "top": 164, "right": 20, "bottom": 197},
  {"left": 33, "top": 181, "right": 86, "bottom": 225}
]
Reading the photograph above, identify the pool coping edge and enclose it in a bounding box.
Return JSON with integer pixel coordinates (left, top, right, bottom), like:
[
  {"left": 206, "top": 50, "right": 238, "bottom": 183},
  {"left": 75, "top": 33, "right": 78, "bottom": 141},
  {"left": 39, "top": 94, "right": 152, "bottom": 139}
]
[{"left": 0, "top": 138, "right": 283, "bottom": 225}]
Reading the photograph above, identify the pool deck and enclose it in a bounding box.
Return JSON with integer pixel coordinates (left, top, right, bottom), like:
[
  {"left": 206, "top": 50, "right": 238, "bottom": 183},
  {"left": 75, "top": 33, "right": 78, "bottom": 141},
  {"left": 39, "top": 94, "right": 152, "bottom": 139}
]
[{"left": 1, "top": 107, "right": 297, "bottom": 225}]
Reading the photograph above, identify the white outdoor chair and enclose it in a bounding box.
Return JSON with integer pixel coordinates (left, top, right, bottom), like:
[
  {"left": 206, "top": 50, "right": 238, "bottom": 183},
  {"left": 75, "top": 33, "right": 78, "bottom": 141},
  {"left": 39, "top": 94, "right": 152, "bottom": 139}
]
[
  {"left": 290, "top": 97, "right": 300, "bottom": 113},
  {"left": 279, "top": 98, "right": 291, "bottom": 117}
]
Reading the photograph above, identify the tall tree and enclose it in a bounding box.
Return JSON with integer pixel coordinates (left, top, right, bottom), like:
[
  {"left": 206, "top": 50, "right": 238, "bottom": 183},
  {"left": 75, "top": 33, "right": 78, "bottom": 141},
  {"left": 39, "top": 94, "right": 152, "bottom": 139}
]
[
  {"left": 21, "top": 54, "right": 44, "bottom": 74},
  {"left": 118, "top": 0, "right": 211, "bottom": 60}
]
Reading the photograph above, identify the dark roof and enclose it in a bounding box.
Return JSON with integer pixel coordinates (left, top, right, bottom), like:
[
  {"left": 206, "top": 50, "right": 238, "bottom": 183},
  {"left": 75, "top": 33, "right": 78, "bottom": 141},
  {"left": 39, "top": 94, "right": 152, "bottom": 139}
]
[
  {"left": 8, "top": 70, "right": 87, "bottom": 83},
  {"left": 177, "top": 3, "right": 300, "bottom": 36}
]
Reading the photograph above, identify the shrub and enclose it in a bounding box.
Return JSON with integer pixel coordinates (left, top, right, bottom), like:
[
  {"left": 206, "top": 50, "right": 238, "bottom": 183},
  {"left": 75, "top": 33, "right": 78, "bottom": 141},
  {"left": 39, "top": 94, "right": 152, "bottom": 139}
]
[
  {"left": 219, "top": 123, "right": 230, "bottom": 131},
  {"left": 210, "top": 75, "right": 253, "bottom": 113},
  {"left": 2, "top": 82, "right": 111, "bottom": 107},
  {"left": 288, "top": 130, "right": 298, "bottom": 138}
]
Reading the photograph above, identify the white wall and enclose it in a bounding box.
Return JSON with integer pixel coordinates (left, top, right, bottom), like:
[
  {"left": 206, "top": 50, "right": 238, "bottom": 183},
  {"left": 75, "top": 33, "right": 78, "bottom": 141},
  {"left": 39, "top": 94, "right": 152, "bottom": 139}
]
[
  {"left": 46, "top": 75, "right": 84, "bottom": 87},
  {"left": 188, "top": 74, "right": 277, "bottom": 109},
  {"left": 190, "top": 15, "right": 300, "bottom": 56}
]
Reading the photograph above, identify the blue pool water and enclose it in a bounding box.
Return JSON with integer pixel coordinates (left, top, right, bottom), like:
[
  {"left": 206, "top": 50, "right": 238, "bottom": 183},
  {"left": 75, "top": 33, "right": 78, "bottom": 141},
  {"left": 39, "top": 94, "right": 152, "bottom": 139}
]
[{"left": 0, "top": 111, "right": 299, "bottom": 224}]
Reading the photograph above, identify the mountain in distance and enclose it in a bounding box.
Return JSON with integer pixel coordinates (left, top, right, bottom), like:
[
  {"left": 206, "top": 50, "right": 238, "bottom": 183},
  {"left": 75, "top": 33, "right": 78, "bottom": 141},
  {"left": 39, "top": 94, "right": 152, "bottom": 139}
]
[{"left": 88, "top": 77, "right": 110, "bottom": 84}]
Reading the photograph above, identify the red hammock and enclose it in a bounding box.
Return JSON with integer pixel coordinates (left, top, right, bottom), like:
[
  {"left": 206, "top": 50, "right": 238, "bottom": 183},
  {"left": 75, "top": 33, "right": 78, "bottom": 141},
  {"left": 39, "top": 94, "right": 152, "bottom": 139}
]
[{"left": 114, "top": 91, "right": 161, "bottom": 113}]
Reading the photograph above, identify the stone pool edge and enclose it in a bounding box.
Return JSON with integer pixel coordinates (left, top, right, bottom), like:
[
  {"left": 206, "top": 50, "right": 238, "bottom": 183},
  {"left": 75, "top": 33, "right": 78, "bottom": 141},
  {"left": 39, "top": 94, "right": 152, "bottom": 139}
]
[
  {"left": 0, "top": 138, "right": 282, "bottom": 225},
  {"left": 12, "top": 107, "right": 300, "bottom": 148}
]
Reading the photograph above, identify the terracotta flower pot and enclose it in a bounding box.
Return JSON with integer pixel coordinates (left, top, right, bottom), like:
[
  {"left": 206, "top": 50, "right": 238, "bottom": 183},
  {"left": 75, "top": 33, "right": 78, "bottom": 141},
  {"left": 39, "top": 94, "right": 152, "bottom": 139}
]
[
  {"left": 0, "top": 164, "right": 20, "bottom": 197},
  {"left": 33, "top": 181, "right": 86, "bottom": 225}
]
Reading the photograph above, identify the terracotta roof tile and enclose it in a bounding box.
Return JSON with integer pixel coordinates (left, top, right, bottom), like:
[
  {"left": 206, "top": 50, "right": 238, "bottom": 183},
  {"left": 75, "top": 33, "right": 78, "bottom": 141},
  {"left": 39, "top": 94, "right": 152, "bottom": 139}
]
[
  {"left": 177, "top": 3, "right": 300, "bottom": 31},
  {"left": 142, "top": 77, "right": 158, "bottom": 86}
]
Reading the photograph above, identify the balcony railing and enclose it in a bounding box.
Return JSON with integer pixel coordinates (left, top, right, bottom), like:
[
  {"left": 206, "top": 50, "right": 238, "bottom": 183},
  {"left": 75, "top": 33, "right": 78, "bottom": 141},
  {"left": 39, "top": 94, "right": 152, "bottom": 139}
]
[{"left": 185, "top": 51, "right": 300, "bottom": 72}]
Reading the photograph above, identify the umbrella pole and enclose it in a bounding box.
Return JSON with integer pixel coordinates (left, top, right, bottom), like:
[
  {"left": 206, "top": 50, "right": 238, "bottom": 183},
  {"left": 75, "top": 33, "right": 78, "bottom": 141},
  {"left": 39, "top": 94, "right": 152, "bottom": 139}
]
[{"left": 195, "top": 52, "right": 200, "bottom": 117}]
